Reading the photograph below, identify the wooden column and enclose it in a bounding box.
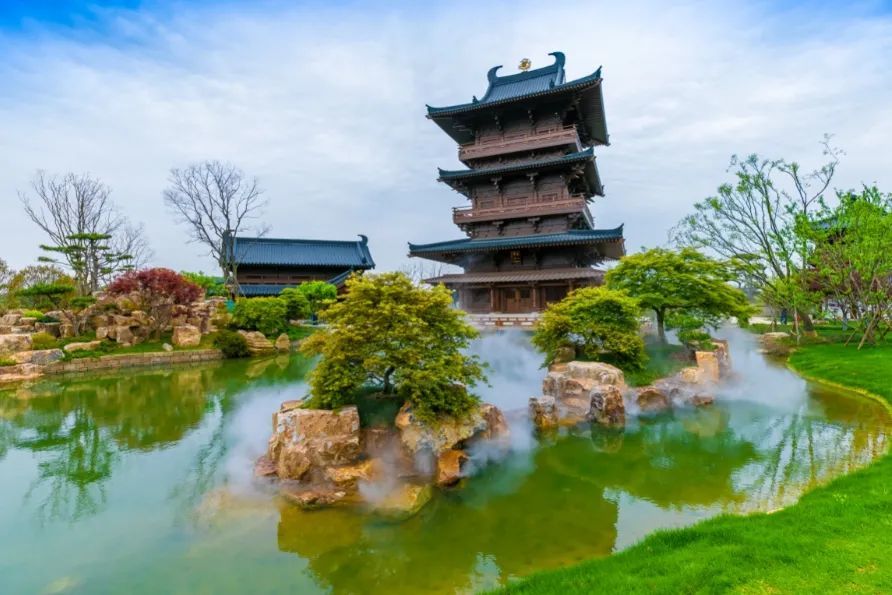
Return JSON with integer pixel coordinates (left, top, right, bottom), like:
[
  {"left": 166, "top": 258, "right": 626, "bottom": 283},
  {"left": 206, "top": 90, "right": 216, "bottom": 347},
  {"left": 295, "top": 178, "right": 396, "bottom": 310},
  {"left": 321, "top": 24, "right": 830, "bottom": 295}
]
[
  {"left": 489, "top": 285, "right": 497, "bottom": 313},
  {"left": 531, "top": 283, "right": 539, "bottom": 310}
]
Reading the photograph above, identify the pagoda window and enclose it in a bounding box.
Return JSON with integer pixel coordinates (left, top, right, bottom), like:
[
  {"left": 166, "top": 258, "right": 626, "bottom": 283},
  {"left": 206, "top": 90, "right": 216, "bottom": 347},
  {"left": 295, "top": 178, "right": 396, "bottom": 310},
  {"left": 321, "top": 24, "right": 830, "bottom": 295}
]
[{"left": 510, "top": 250, "right": 522, "bottom": 264}]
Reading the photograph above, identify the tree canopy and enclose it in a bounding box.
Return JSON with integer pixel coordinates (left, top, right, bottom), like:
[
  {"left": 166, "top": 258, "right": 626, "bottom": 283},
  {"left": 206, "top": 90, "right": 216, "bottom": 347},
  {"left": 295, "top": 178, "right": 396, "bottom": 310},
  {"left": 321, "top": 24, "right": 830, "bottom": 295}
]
[
  {"left": 532, "top": 286, "right": 646, "bottom": 369},
  {"left": 300, "top": 272, "right": 485, "bottom": 421},
  {"left": 606, "top": 248, "right": 752, "bottom": 343}
]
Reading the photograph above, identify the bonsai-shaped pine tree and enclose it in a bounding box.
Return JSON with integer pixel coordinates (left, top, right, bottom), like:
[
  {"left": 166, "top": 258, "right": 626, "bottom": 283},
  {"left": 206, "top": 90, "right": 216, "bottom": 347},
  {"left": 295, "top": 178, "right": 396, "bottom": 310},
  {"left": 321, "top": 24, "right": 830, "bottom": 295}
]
[
  {"left": 17, "top": 282, "right": 96, "bottom": 335},
  {"left": 606, "top": 248, "right": 752, "bottom": 344},
  {"left": 38, "top": 232, "right": 133, "bottom": 295},
  {"left": 299, "top": 272, "right": 485, "bottom": 421},
  {"left": 532, "top": 286, "right": 646, "bottom": 369}
]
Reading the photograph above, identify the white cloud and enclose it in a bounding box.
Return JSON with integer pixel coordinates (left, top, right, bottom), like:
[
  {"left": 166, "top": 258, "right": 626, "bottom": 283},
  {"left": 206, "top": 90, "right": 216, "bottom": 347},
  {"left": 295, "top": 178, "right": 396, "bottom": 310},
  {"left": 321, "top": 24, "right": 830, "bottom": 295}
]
[{"left": 1, "top": 0, "right": 890, "bottom": 271}]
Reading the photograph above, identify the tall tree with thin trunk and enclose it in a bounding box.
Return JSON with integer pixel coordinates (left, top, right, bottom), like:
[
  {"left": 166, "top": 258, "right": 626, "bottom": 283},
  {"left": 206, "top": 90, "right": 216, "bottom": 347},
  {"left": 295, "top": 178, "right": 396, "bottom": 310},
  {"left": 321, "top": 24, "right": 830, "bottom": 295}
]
[
  {"left": 162, "top": 160, "right": 267, "bottom": 287},
  {"left": 672, "top": 137, "right": 842, "bottom": 333},
  {"left": 19, "top": 171, "right": 151, "bottom": 294}
]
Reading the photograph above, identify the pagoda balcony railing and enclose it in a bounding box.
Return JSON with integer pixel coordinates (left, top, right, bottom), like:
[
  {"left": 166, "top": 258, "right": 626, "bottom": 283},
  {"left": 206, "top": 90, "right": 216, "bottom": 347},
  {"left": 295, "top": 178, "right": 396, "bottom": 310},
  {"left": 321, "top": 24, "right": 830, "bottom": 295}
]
[
  {"left": 453, "top": 196, "right": 592, "bottom": 225},
  {"left": 459, "top": 125, "right": 582, "bottom": 163}
]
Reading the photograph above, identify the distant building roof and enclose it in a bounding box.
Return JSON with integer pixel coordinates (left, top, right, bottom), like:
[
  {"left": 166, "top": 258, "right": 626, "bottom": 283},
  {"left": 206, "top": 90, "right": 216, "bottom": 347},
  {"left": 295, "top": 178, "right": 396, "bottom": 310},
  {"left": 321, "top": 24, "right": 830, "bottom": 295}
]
[
  {"left": 438, "top": 147, "right": 603, "bottom": 197},
  {"left": 231, "top": 235, "right": 375, "bottom": 268},
  {"left": 409, "top": 227, "right": 624, "bottom": 257},
  {"left": 426, "top": 52, "right": 607, "bottom": 145}
]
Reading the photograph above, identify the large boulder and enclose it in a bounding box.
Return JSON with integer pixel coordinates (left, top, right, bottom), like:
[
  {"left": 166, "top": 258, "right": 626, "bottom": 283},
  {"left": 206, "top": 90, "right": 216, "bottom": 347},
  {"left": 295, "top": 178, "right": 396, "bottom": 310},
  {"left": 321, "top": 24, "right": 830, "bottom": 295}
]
[
  {"left": 543, "top": 361, "right": 626, "bottom": 400},
  {"left": 436, "top": 449, "right": 469, "bottom": 487},
  {"left": 0, "top": 313, "right": 22, "bottom": 326},
  {"left": 695, "top": 351, "right": 720, "bottom": 383},
  {"left": 324, "top": 459, "right": 382, "bottom": 489},
  {"left": 238, "top": 330, "right": 275, "bottom": 355},
  {"left": 589, "top": 385, "right": 626, "bottom": 427},
  {"left": 172, "top": 324, "right": 201, "bottom": 347},
  {"left": 116, "top": 326, "right": 135, "bottom": 346},
  {"left": 11, "top": 349, "right": 64, "bottom": 366},
  {"left": 760, "top": 332, "right": 791, "bottom": 356},
  {"left": 529, "top": 396, "right": 558, "bottom": 429},
  {"left": 63, "top": 340, "right": 102, "bottom": 353},
  {"left": 0, "top": 334, "right": 32, "bottom": 355},
  {"left": 370, "top": 482, "right": 433, "bottom": 519},
  {"left": 395, "top": 401, "right": 509, "bottom": 457},
  {"left": 267, "top": 401, "right": 361, "bottom": 480},
  {"left": 274, "top": 333, "right": 291, "bottom": 352},
  {"left": 636, "top": 387, "right": 671, "bottom": 413},
  {"left": 0, "top": 363, "right": 41, "bottom": 383}
]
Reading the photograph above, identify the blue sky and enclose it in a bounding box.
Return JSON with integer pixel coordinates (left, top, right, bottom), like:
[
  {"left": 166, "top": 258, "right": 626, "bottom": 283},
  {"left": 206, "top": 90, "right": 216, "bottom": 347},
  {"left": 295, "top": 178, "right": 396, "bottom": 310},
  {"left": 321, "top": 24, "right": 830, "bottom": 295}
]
[{"left": 2, "top": 1, "right": 892, "bottom": 274}]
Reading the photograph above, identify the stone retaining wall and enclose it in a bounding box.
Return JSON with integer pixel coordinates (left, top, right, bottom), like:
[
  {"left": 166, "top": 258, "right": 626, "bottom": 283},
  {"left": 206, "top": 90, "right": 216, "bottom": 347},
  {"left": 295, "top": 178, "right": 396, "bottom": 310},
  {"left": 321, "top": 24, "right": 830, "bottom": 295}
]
[{"left": 42, "top": 349, "right": 223, "bottom": 375}]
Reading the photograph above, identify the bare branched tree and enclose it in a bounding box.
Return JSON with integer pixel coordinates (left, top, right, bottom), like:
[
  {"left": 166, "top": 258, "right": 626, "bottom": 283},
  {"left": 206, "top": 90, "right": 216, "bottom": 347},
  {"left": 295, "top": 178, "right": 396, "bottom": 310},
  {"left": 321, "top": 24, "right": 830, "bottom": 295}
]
[
  {"left": 112, "top": 222, "right": 154, "bottom": 269},
  {"left": 19, "top": 171, "right": 151, "bottom": 293},
  {"left": 162, "top": 160, "right": 267, "bottom": 283},
  {"left": 400, "top": 260, "right": 454, "bottom": 285}
]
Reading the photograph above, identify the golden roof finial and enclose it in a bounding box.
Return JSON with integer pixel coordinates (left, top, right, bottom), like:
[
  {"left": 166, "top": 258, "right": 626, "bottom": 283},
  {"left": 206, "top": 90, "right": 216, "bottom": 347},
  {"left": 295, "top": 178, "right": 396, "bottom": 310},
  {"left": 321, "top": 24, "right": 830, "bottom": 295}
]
[{"left": 518, "top": 58, "right": 532, "bottom": 72}]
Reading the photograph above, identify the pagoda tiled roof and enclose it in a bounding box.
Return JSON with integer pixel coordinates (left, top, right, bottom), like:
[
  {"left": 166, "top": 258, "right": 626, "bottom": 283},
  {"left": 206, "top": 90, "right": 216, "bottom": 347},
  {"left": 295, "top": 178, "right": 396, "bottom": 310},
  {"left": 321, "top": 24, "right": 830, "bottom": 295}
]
[
  {"left": 426, "top": 52, "right": 607, "bottom": 146},
  {"left": 438, "top": 148, "right": 603, "bottom": 197},
  {"left": 408, "top": 226, "right": 624, "bottom": 256},
  {"left": 231, "top": 235, "right": 375, "bottom": 268}
]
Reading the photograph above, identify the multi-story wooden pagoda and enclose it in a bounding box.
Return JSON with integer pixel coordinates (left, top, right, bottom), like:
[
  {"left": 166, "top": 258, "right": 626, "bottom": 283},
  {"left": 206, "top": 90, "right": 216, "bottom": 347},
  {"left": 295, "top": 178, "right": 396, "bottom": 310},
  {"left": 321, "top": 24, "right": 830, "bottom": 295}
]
[{"left": 408, "top": 52, "right": 625, "bottom": 317}]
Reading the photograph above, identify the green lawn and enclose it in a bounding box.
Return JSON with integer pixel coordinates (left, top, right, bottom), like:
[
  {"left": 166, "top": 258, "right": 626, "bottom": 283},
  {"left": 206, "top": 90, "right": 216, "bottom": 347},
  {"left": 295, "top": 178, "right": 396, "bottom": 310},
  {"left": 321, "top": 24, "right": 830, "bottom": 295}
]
[{"left": 496, "top": 338, "right": 892, "bottom": 594}]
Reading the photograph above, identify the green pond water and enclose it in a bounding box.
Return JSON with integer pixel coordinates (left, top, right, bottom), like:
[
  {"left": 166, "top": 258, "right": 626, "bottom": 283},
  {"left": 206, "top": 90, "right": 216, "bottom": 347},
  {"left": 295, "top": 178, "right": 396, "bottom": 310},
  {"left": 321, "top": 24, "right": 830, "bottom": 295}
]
[{"left": 0, "top": 332, "right": 889, "bottom": 594}]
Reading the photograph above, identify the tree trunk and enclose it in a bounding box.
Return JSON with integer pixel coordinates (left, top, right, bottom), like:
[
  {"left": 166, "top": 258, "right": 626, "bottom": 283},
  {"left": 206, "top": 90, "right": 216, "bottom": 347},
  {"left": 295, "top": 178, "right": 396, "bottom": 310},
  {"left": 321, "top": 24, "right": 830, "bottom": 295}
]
[
  {"left": 382, "top": 366, "right": 395, "bottom": 394},
  {"left": 798, "top": 310, "right": 815, "bottom": 333},
  {"left": 656, "top": 309, "right": 666, "bottom": 343}
]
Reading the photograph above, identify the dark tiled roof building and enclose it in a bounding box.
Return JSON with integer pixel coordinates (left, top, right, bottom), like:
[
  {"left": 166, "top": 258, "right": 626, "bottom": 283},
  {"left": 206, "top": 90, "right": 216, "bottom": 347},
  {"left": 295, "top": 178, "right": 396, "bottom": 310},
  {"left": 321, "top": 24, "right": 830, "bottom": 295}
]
[
  {"left": 228, "top": 234, "right": 374, "bottom": 296},
  {"left": 409, "top": 52, "right": 625, "bottom": 315}
]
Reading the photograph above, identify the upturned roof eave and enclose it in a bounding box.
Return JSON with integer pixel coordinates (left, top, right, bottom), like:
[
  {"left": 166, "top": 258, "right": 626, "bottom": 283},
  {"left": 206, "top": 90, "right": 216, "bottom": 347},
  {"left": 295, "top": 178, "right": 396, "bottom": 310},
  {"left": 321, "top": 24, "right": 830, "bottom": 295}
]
[{"left": 408, "top": 226, "right": 625, "bottom": 256}]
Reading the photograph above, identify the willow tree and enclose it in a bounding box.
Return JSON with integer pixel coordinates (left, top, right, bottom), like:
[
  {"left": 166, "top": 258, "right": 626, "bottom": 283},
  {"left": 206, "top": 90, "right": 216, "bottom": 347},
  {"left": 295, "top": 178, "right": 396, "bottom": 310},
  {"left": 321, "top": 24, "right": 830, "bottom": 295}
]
[{"left": 673, "top": 137, "right": 842, "bottom": 330}]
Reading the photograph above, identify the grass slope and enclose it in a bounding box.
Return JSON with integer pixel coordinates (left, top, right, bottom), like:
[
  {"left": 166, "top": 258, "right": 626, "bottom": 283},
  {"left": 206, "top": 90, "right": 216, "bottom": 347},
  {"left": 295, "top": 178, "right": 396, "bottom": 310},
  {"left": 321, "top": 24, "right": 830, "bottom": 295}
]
[{"left": 497, "top": 340, "right": 892, "bottom": 594}]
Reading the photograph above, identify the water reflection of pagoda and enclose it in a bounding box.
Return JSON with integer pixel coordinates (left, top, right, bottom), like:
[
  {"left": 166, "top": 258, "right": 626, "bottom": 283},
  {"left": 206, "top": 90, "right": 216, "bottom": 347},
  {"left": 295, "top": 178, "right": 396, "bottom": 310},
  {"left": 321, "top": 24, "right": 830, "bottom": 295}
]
[{"left": 409, "top": 52, "right": 625, "bottom": 321}]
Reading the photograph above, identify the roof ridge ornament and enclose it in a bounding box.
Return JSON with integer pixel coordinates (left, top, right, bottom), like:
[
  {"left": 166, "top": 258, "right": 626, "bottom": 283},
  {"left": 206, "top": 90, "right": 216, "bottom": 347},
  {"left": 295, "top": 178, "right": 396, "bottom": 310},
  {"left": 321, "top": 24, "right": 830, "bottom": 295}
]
[{"left": 518, "top": 58, "right": 531, "bottom": 71}]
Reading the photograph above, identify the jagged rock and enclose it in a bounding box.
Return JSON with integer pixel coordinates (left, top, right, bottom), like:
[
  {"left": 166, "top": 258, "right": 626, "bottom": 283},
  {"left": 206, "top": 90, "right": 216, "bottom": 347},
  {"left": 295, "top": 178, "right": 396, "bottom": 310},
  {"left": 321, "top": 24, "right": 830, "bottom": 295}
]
[
  {"left": 689, "top": 393, "right": 715, "bottom": 407},
  {"left": 589, "top": 385, "right": 626, "bottom": 427},
  {"left": 116, "top": 326, "right": 135, "bottom": 346},
  {"left": 553, "top": 345, "right": 576, "bottom": 364},
  {"left": 281, "top": 486, "right": 351, "bottom": 509},
  {"left": 0, "top": 313, "right": 22, "bottom": 326},
  {"left": 677, "top": 367, "right": 701, "bottom": 384},
  {"left": 395, "top": 401, "right": 509, "bottom": 456},
  {"left": 238, "top": 330, "right": 275, "bottom": 355},
  {"left": 436, "top": 449, "right": 469, "bottom": 487},
  {"left": 636, "top": 387, "right": 671, "bottom": 413},
  {"left": 59, "top": 323, "right": 75, "bottom": 338},
  {"left": 0, "top": 334, "right": 32, "bottom": 355},
  {"left": 275, "top": 333, "right": 291, "bottom": 352},
  {"left": 760, "top": 332, "right": 791, "bottom": 355},
  {"left": 131, "top": 310, "right": 150, "bottom": 326},
  {"left": 18, "top": 317, "right": 37, "bottom": 328},
  {"left": 267, "top": 403, "right": 361, "bottom": 480},
  {"left": 0, "top": 363, "right": 41, "bottom": 383},
  {"left": 254, "top": 455, "right": 278, "bottom": 477},
  {"left": 34, "top": 322, "right": 61, "bottom": 337},
  {"left": 324, "top": 459, "right": 382, "bottom": 489},
  {"left": 543, "top": 361, "right": 626, "bottom": 399},
  {"left": 162, "top": 343, "right": 174, "bottom": 352},
  {"left": 63, "top": 340, "right": 102, "bottom": 353},
  {"left": 529, "top": 395, "right": 559, "bottom": 429},
  {"left": 172, "top": 324, "right": 201, "bottom": 347},
  {"left": 370, "top": 482, "right": 433, "bottom": 518},
  {"left": 11, "top": 349, "right": 64, "bottom": 366},
  {"left": 695, "top": 351, "right": 720, "bottom": 383},
  {"left": 95, "top": 326, "right": 110, "bottom": 340}
]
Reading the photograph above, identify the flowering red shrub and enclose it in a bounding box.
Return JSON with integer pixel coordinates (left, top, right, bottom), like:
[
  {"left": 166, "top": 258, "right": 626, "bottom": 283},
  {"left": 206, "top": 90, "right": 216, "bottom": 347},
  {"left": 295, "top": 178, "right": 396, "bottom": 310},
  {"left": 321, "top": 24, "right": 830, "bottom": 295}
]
[{"left": 107, "top": 268, "right": 202, "bottom": 337}]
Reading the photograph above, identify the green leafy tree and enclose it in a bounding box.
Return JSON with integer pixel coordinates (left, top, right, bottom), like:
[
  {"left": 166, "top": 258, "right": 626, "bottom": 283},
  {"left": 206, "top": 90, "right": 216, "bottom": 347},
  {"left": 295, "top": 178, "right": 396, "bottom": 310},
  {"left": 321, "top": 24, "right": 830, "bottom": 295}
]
[
  {"left": 180, "top": 272, "right": 227, "bottom": 297},
  {"left": 298, "top": 281, "right": 338, "bottom": 316},
  {"left": 532, "top": 286, "right": 646, "bottom": 369},
  {"left": 796, "top": 186, "right": 892, "bottom": 348},
  {"left": 606, "top": 248, "right": 752, "bottom": 344},
  {"left": 673, "top": 138, "right": 842, "bottom": 331},
  {"left": 231, "top": 297, "right": 288, "bottom": 336},
  {"left": 279, "top": 287, "right": 311, "bottom": 320},
  {"left": 300, "top": 272, "right": 485, "bottom": 421}
]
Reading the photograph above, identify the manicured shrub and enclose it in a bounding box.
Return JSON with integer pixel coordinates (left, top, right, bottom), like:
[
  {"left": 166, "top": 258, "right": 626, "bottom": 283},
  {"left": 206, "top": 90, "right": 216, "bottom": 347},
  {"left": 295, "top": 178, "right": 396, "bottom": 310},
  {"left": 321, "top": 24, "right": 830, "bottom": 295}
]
[
  {"left": 279, "top": 287, "right": 311, "bottom": 320},
  {"left": 22, "top": 309, "right": 44, "bottom": 319},
  {"left": 533, "top": 286, "right": 647, "bottom": 370},
  {"left": 300, "top": 272, "right": 485, "bottom": 421},
  {"left": 213, "top": 329, "right": 250, "bottom": 358},
  {"left": 231, "top": 297, "right": 288, "bottom": 336},
  {"left": 297, "top": 281, "right": 338, "bottom": 316},
  {"left": 30, "top": 332, "right": 58, "bottom": 350},
  {"left": 37, "top": 314, "right": 59, "bottom": 323},
  {"left": 180, "top": 271, "right": 227, "bottom": 297}
]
